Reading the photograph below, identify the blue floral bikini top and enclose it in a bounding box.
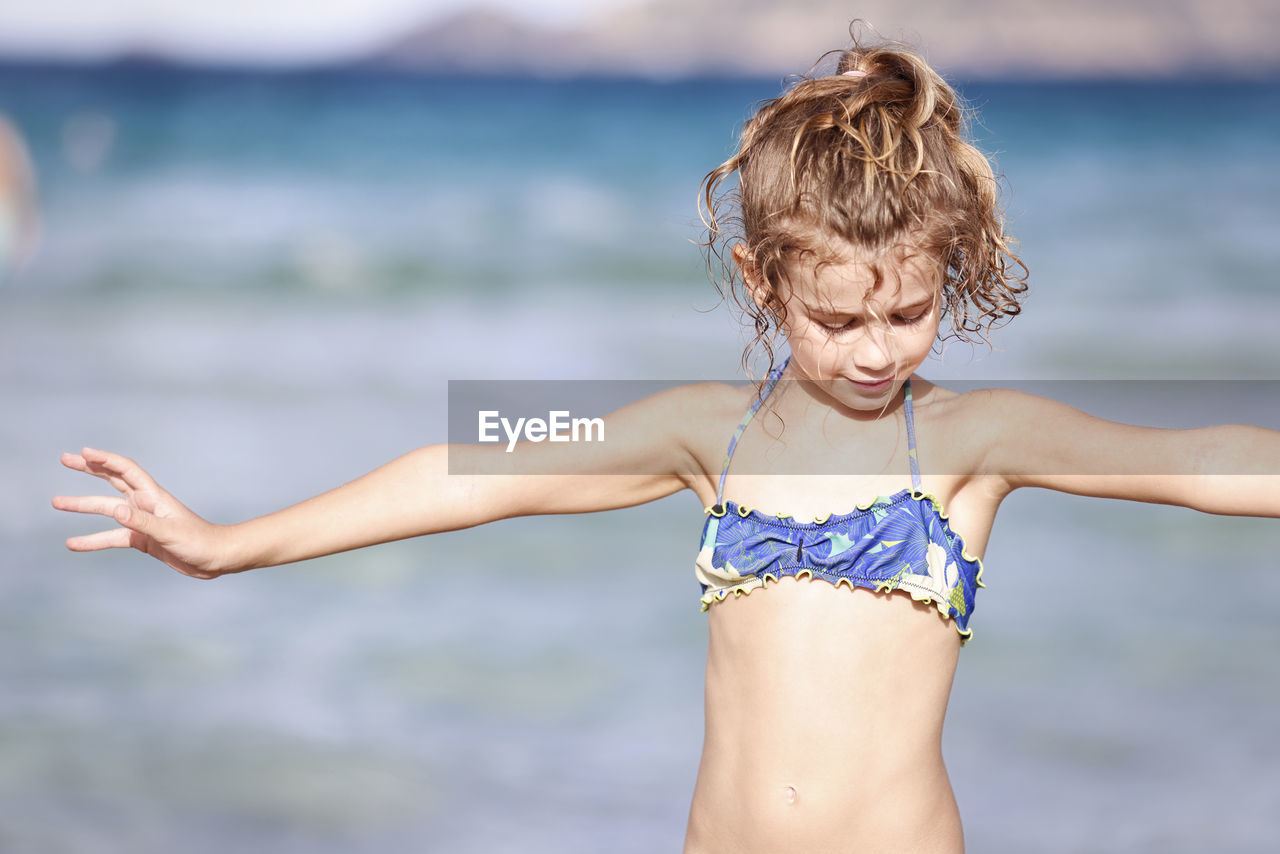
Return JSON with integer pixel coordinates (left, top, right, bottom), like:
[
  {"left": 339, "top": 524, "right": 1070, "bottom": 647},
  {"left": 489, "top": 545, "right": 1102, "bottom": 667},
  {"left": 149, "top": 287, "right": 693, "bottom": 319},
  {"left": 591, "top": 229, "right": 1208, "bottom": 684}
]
[{"left": 694, "top": 359, "right": 985, "bottom": 642}]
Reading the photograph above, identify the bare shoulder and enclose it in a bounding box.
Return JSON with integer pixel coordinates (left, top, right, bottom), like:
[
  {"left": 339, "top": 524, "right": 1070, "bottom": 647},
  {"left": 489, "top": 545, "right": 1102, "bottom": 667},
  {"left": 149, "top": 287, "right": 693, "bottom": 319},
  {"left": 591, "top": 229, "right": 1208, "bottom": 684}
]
[
  {"left": 907, "top": 378, "right": 1003, "bottom": 435},
  {"left": 910, "top": 380, "right": 1172, "bottom": 491},
  {"left": 908, "top": 380, "right": 1057, "bottom": 478},
  {"left": 617, "top": 379, "right": 748, "bottom": 423},
  {"left": 481, "top": 380, "right": 752, "bottom": 509},
  {"left": 619, "top": 380, "right": 753, "bottom": 489},
  {"left": 911, "top": 381, "right": 1055, "bottom": 432},
  {"left": 643, "top": 380, "right": 754, "bottom": 450}
]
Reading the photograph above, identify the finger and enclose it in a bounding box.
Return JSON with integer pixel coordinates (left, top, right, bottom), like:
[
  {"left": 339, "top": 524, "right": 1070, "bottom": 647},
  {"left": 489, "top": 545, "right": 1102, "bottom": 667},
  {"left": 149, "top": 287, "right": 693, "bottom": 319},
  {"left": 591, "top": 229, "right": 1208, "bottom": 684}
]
[
  {"left": 63, "top": 451, "right": 129, "bottom": 493},
  {"left": 60, "top": 452, "right": 87, "bottom": 471},
  {"left": 66, "top": 527, "right": 134, "bottom": 551},
  {"left": 112, "top": 502, "right": 162, "bottom": 540},
  {"left": 81, "top": 447, "right": 158, "bottom": 493},
  {"left": 51, "top": 494, "right": 125, "bottom": 517}
]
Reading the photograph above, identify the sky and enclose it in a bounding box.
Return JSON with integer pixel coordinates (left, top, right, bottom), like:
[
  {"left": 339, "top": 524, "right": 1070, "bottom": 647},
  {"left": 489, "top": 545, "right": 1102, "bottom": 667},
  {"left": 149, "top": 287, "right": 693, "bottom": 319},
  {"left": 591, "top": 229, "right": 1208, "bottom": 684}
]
[{"left": 0, "top": 0, "right": 637, "bottom": 64}]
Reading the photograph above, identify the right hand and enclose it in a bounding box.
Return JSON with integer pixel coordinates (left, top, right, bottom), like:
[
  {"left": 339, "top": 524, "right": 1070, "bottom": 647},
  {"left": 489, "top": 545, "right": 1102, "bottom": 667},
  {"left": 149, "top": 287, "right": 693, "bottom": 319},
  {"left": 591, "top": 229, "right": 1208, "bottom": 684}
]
[{"left": 53, "top": 447, "right": 233, "bottom": 579}]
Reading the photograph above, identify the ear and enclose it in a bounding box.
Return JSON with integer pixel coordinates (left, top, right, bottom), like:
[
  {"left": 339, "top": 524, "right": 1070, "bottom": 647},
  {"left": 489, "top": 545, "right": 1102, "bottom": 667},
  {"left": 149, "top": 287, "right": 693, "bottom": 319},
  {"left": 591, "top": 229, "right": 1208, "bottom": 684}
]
[{"left": 731, "top": 243, "right": 769, "bottom": 310}]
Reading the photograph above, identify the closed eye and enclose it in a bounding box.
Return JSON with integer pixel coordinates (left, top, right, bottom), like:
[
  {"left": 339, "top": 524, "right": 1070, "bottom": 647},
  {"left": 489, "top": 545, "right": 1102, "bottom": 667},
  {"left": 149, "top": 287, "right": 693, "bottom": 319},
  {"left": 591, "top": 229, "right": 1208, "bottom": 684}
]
[
  {"left": 818, "top": 310, "right": 928, "bottom": 333},
  {"left": 819, "top": 318, "right": 858, "bottom": 333}
]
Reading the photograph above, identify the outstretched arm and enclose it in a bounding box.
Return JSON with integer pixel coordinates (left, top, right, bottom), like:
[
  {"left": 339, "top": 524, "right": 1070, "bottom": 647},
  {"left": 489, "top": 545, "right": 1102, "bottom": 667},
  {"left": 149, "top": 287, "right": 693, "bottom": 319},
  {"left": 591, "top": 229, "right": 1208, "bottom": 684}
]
[
  {"left": 54, "top": 386, "right": 708, "bottom": 577},
  {"left": 982, "top": 390, "right": 1280, "bottom": 517}
]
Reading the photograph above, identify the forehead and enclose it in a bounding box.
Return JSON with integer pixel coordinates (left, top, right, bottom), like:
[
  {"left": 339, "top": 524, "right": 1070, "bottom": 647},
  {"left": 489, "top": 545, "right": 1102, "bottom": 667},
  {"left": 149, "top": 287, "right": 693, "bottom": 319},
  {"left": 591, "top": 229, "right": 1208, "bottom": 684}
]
[{"left": 787, "top": 244, "right": 940, "bottom": 311}]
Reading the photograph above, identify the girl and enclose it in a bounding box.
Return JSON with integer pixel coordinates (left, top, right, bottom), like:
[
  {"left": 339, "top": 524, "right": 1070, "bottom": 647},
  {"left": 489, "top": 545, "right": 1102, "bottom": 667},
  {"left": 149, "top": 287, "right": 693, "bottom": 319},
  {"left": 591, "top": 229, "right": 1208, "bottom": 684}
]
[{"left": 53, "top": 39, "right": 1279, "bottom": 853}]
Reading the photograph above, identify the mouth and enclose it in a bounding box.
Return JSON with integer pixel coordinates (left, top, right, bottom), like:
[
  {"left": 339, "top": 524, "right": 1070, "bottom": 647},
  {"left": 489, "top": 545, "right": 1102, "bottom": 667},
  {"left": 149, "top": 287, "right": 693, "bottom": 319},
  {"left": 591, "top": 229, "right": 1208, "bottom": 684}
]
[{"left": 846, "top": 376, "right": 894, "bottom": 393}]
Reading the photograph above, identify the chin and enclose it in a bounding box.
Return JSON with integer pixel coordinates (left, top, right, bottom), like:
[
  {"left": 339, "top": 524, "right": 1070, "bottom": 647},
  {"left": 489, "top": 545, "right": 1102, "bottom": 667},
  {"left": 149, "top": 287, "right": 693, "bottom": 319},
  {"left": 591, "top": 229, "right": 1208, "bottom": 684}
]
[
  {"left": 842, "top": 393, "right": 900, "bottom": 411},
  {"left": 816, "top": 382, "right": 892, "bottom": 409}
]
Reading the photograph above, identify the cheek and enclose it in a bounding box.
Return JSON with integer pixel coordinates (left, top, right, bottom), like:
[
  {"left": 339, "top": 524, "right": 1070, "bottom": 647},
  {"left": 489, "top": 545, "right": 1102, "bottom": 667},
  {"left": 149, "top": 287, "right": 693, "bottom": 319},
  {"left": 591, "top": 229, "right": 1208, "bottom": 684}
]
[
  {"left": 784, "top": 326, "right": 845, "bottom": 374},
  {"left": 902, "top": 325, "right": 940, "bottom": 363},
  {"left": 886, "top": 306, "right": 943, "bottom": 368}
]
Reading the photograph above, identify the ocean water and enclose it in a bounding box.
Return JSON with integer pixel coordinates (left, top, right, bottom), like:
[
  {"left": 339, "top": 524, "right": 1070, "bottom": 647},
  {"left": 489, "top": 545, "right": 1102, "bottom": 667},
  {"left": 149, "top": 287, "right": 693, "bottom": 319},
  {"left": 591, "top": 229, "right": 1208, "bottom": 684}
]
[{"left": 2, "top": 64, "right": 1279, "bottom": 852}]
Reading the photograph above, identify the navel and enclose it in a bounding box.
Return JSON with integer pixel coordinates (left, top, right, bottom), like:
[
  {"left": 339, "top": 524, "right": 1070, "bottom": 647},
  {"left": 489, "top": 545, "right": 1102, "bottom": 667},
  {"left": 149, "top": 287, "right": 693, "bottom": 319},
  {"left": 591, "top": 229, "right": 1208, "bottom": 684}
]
[{"left": 781, "top": 785, "right": 798, "bottom": 805}]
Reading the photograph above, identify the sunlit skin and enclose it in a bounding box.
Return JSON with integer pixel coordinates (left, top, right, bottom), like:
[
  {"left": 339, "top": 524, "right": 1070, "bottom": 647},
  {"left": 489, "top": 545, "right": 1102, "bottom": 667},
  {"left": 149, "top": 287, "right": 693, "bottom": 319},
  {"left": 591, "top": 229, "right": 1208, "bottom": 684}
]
[
  {"left": 686, "top": 242, "right": 970, "bottom": 853},
  {"left": 51, "top": 239, "right": 1280, "bottom": 852}
]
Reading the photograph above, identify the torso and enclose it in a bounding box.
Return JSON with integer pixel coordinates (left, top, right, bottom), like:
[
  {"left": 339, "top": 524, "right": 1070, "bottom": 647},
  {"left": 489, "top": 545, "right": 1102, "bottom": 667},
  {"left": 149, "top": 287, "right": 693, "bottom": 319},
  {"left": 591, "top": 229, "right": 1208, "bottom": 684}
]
[{"left": 679, "top": 369, "right": 1008, "bottom": 854}]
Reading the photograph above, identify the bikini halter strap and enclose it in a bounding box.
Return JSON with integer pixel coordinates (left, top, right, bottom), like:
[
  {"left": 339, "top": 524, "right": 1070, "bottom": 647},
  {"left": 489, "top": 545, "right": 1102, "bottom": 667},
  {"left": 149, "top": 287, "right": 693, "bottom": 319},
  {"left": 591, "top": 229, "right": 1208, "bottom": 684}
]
[
  {"left": 904, "top": 377, "right": 923, "bottom": 492},
  {"left": 715, "top": 358, "right": 789, "bottom": 505},
  {"left": 715, "top": 360, "right": 923, "bottom": 505}
]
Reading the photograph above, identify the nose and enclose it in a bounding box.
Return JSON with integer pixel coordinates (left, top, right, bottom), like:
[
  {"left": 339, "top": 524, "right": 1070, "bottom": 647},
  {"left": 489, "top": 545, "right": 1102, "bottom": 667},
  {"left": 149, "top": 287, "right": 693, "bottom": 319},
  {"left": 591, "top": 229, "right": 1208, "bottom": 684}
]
[{"left": 851, "top": 326, "right": 895, "bottom": 375}]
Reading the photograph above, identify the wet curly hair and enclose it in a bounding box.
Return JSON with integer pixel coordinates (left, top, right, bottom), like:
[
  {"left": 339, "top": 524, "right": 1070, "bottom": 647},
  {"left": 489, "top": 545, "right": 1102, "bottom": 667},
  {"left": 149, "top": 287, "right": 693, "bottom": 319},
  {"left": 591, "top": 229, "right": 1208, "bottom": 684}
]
[{"left": 700, "top": 33, "right": 1029, "bottom": 375}]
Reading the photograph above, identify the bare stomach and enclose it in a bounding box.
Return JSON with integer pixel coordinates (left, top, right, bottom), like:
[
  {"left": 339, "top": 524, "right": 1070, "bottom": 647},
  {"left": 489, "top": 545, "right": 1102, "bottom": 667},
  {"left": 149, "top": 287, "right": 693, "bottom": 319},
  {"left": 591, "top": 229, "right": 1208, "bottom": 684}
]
[{"left": 683, "top": 577, "right": 965, "bottom": 854}]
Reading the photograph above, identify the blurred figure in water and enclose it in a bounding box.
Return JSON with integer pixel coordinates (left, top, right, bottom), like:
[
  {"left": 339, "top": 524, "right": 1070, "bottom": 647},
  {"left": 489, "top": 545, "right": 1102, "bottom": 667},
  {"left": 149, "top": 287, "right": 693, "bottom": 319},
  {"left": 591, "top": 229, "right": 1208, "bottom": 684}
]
[{"left": 0, "top": 114, "right": 38, "bottom": 282}]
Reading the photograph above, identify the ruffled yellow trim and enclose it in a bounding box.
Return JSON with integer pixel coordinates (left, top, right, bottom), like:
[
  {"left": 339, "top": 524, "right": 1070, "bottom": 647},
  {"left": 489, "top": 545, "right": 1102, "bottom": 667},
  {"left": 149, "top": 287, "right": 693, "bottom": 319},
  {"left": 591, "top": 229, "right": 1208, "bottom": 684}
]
[
  {"left": 700, "top": 569, "right": 974, "bottom": 644},
  {"left": 702, "top": 502, "right": 800, "bottom": 520},
  {"left": 704, "top": 490, "right": 910, "bottom": 525}
]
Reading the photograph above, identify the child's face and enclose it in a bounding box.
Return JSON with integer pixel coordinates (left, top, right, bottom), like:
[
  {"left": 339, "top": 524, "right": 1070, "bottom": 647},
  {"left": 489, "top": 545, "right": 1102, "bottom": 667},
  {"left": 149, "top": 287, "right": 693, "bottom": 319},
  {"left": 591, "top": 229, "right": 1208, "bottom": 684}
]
[{"left": 777, "top": 245, "right": 942, "bottom": 411}]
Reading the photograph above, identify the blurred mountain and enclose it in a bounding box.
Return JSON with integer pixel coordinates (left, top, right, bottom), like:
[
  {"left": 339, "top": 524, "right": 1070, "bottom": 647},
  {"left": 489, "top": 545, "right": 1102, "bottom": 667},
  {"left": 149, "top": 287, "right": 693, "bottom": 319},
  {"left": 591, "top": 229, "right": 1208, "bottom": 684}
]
[{"left": 370, "top": 0, "right": 1280, "bottom": 78}]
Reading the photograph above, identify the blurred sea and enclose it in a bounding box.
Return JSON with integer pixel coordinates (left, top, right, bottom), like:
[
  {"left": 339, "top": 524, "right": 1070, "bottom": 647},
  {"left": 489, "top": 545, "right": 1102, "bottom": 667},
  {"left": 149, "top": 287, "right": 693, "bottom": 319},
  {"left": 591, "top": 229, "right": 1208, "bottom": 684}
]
[{"left": 2, "top": 64, "right": 1279, "bottom": 853}]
